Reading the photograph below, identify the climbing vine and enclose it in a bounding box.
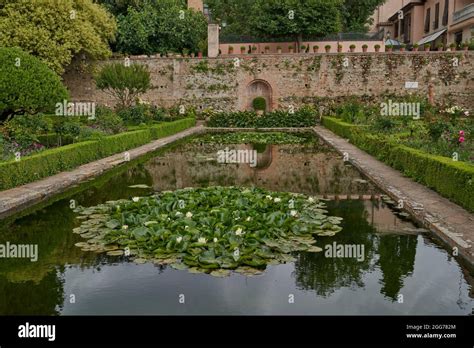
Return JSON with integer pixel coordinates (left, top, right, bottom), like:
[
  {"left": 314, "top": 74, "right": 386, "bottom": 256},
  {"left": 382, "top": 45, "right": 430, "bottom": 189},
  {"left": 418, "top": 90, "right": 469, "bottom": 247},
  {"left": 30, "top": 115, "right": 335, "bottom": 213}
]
[{"left": 329, "top": 55, "right": 345, "bottom": 84}]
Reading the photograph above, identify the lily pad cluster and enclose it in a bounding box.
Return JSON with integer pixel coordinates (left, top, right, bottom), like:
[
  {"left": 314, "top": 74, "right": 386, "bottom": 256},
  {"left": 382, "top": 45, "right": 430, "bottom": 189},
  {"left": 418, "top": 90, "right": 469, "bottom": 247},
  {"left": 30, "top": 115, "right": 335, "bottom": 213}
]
[
  {"left": 72, "top": 187, "right": 343, "bottom": 276},
  {"left": 195, "top": 132, "right": 311, "bottom": 145}
]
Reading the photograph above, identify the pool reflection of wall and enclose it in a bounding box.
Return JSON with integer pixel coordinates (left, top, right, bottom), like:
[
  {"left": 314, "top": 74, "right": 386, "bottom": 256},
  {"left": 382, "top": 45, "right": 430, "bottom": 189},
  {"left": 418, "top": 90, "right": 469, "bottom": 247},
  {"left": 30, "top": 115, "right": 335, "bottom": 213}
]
[{"left": 144, "top": 143, "right": 379, "bottom": 195}]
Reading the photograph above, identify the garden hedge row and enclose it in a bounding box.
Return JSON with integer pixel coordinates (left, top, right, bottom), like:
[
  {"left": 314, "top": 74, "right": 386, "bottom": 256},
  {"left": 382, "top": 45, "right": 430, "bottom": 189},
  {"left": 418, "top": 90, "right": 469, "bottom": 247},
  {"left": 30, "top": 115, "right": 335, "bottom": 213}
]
[
  {"left": 208, "top": 108, "right": 317, "bottom": 128},
  {"left": 0, "top": 118, "right": 196, "bottom": 190},
  {"left": 322, "top": 117, "right": 474, "bottom": 212}
]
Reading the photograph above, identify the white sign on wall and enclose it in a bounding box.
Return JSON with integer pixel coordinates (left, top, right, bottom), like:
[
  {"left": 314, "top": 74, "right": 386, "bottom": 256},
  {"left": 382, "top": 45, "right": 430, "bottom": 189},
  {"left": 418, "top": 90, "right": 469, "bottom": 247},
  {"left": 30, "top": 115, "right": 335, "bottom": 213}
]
[{"left": 405, "top": 81, "right": 419, "bottom": 89}]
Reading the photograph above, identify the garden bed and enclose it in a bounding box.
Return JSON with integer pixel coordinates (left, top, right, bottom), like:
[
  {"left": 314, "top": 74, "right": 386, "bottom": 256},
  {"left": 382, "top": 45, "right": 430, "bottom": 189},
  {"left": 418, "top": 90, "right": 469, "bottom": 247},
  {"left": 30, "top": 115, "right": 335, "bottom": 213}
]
[
  {"left": 322, "top": 117, "right": 474, "bottom": 212},
  {"left": 0, "top": 118, "right": 196, "bottom": 191}
]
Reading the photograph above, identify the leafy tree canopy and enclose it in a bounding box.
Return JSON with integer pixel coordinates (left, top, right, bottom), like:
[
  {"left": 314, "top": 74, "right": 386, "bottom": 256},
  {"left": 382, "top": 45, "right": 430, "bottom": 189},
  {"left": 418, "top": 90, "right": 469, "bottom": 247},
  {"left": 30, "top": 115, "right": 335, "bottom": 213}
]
[
  {"left": 96, "top": 0, "right": 144, "bottom": 16},
  {"left": 208, "top": 0, "right": 385, "bottom": 37},
  {"left": 0, "top": 47, "right": 69, "bottom": 120},
  {"left": 115, "top": 0, "right": 207, "bottom": 55},
  {"left": 250, "top": 0, "right": 343, "bottom": 42},
  {"left": 95, "top": 63, "right": 151, "bottom": 108},
  {"left": 205, "top": 0, "right": 256, "bottom": 36},
  {"left": 341, "top": 0, "right": 386, "bottom": 32},
  {"left": 0, "top": 0, "right": 117, "bottom": 75}
]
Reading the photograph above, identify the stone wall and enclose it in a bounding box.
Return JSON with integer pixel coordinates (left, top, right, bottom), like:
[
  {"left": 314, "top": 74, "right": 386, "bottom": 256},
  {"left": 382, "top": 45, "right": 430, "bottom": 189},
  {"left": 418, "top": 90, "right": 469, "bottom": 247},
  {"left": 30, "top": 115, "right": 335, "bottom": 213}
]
[{"left": 64, "top": 52, "right": 474, "bottom": 112}]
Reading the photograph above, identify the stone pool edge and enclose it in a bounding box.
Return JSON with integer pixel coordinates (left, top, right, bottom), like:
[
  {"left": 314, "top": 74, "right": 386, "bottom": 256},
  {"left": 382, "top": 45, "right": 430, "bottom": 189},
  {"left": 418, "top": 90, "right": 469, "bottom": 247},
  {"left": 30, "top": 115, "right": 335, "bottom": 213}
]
[
  {"left": 313, "top": 125, "right": 474, "bottom": 269},
  {"left": 0, "top": 125, "right": 205, "bottom": 220}
]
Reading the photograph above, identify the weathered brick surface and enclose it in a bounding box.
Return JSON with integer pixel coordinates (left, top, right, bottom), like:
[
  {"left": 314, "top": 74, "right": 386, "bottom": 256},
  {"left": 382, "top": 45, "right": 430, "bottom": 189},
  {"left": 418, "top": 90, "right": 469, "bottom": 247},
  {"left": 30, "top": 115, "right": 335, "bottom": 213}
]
[{"left": 64, "top": 52, "right": 474, "bottom": 111}]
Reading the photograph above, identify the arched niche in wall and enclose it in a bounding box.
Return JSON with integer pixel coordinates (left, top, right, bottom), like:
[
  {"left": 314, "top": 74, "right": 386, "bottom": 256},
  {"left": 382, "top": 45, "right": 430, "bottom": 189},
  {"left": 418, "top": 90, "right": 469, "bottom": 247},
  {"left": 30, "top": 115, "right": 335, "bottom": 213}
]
[{"left": 246, "top": 79, "right": 273, "bottom": 112}]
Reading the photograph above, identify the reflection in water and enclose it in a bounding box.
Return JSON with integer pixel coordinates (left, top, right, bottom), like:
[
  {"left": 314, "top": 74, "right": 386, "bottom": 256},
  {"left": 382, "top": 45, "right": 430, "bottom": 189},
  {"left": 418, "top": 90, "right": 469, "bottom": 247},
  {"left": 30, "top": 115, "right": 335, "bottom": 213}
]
[
  {"left": 293, "top": 200, "right": 377, "bottom": 297},
  {"left": 0, "top": 137, "right": 472, "bottom": 315},
  {"left": 378, "top": 235, "right": 417, "bottom": 301},
  {"left": 145, "top": 141, "right": 379, "bottom": 195}
]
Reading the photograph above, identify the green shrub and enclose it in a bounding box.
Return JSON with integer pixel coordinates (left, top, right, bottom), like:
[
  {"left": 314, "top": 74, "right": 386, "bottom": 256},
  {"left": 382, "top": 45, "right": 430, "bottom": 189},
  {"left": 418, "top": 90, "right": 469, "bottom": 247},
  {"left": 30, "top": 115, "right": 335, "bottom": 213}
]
[
  {"left": 91, "top": 106, "right": 124, "bottom": 134},
  {"left": 252, "top": 97, "right": 267, "bottom": 111},
  {"left": 52, "top": 117, "right": 81, "bottom": 146},
  {"left": 0, "top": 47, "right": 69, "bottom": 120},
  {"left": 322, "top": 117, "right": 474, "bottom": 212},
  {"left": 0, "top": 118, "right": 196, "bottom": 190},
  {"left": 117, "top": 104, "right": 154, "bottom": 125},
  {"left": 3, "top": 115, "right": 50, "bottom": 148},
  {"left": 208, "top": 106, "right": 317, "bottom": 128},
  {"left": 373, "top": 117, "right": 395, "bottom": 132},
  {"left": 95, "top": 63, "right": 151, "bottom": 108}
]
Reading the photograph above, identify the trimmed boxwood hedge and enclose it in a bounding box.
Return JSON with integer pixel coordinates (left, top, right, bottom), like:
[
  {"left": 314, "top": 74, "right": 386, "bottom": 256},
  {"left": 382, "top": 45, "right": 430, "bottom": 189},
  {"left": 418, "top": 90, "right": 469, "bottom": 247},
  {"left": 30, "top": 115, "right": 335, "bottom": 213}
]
[
  {"left": 322, "top": 117, "right": 474, "bottom": 212},
  {"left": 0, "top": 118, "right": 196, "bottom": 190}
]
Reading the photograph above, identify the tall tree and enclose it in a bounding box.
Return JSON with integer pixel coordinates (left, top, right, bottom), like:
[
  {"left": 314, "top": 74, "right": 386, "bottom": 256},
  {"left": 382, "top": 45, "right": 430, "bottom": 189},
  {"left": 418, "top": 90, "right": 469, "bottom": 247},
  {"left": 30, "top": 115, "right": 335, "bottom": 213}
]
[
  {"left": 205, "top": 0, "right": 255, "bottom": 36},
  {"left": 0, "top": 0, "right": 117, "bottom": 75},
  {"left": 250, "top": 0, "right": 343, "bottom": 48},
  {"left": 96, "top": 0, "right": 145, "bottom": 16},
  {"left": 116, "top": 0, "right": 207, "bottom": 55},
  {"left": 341, "top": 0, "right": 386, "bottom": 32}
]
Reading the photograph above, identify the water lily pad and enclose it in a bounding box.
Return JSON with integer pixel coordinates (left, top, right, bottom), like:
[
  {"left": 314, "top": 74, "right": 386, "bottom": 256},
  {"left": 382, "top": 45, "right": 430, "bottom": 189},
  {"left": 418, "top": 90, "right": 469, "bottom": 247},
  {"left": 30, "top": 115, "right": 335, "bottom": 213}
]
[
  {"left": 129, "top": 184, "right": 152, "bottom": 189},
  {"left": 72, "top": 187, "right": 344, "bottom": 276},
  {"left": 210, "top": 269, "right": 230, "bottom": 277},
  {"left": 307, "top": 246, "right": 323, "bottom": 253},
  {"left": 74, "top": 242, "right": 89, "bottom": 248},
  {"left": 171, "top": 263, "right": 189, "bottom": 270},
  {"left": 134, "top": 258, "right": 148, "bottom": 264},
  {"left": 235, "top": 266, "right": 263, "bottom": 276},
  {"left": 106, "top": 250, "right": 124, "bottom": 256},
  {"left": 188, "top": 267, "right": 207, "bottom": 274}
]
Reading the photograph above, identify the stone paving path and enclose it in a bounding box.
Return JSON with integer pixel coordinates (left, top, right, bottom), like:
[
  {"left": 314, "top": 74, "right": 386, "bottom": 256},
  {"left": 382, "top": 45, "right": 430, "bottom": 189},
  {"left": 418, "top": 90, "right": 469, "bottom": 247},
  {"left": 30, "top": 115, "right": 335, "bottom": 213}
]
[
  {"left": 313, "top": 125, "right": 474, "bottom": 268},
  {"left": 0, "top": 125, "right": 204, "bottom": 220}
]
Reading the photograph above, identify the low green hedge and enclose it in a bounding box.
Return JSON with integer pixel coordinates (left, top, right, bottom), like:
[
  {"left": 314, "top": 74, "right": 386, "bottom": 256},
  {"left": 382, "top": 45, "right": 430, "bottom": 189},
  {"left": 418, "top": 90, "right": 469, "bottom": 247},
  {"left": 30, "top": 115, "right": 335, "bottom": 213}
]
[
  {"left": 322, "top": 117, "right": 474, "bottom": 212},
  {"left": 0, "top": 118, "right": 196, "bottom": 190},
  {"left": 149, "top": 118, "right": 196, "bottom": 140},
  {"left": 37, "top": 134, "right": 75, "bottom": 147}
]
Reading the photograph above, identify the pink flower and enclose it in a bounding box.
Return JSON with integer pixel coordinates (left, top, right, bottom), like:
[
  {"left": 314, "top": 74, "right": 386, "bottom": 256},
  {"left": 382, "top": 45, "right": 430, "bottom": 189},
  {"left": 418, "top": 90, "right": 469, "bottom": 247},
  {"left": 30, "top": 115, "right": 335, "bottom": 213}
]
[
  {"left": 459, "top": 130, "right": 464, "bottom": 136},
  {"left": 459, "top": 137, "right": 465, "bottom": 143}
]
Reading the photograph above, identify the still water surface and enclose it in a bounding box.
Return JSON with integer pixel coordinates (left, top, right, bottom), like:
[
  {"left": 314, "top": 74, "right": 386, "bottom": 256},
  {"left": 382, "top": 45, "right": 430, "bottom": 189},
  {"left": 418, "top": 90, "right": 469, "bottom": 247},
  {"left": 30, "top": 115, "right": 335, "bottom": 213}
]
[{"left": 0, "top": 138, "right": 472, "bottom": 315}]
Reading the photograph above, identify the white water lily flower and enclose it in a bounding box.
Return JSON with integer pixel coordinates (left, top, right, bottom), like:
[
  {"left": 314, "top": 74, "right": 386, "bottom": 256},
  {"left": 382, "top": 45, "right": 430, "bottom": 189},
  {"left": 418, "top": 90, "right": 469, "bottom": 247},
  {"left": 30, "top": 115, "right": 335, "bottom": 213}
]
[
  {"left": 465, "top": 111, "right": 470, "bottom": 116},
  {"left": 186, "top": 212, "right": 193, "bottom": 218},
  {"left": 266, "top": 195, "right": 272, "bottom": 200},
  {"left": 176, "top": 236, "right": 183, "bottom": 243},
  {"left": 132, "top": 197, "right": 140, "bottom": 202},
  {"left": 246, "top": 217, "right": 252, "bottom": 222},
  {"left": 235, "top": 228, "right": 244, "bottom": 236},
  {"left": 213, "top": 238, "right": 218, "bottom": 243},
  {"left": 198, "top": 237, "right": 207, "bottom": 244},
  {"left": 175, "top": 211, "right": 183, "bottom": 217},
  {"left": 308, "top": 197, "right": 315, "bottom": 203},
  {"left": 290, "top": 210, "right": 298, "bottom": 217},
  {"left": 274, "top": 198, "right": 281, "bottom": 203},
  {"left": 122, "top": 225, "right": 129, "bottom": 230},
  {"left": 185, "top": 226, "right": 189, "bottom": 230}
]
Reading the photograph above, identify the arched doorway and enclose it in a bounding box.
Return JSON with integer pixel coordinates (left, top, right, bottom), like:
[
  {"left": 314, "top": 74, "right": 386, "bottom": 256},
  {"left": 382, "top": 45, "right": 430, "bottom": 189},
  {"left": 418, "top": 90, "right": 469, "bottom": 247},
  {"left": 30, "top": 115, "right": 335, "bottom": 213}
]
[{"left": 246, "top": 79, "right": 273, "bottom": 112}]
